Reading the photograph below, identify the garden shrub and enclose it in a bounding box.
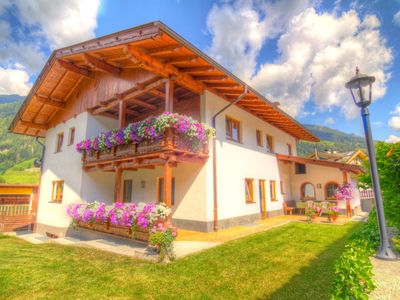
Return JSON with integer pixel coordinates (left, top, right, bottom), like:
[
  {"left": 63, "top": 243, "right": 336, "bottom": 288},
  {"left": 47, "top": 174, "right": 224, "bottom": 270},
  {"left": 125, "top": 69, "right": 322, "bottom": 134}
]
[{"left": 331, "top": 210, "right": 379, "bottom": 299}]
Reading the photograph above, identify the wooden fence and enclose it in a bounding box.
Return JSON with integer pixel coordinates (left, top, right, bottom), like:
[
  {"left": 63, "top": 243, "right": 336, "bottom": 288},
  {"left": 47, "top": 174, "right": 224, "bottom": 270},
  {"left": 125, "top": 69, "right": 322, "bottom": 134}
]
[{"left": 0, "top": 184, "right": 38, "bottom": 232}]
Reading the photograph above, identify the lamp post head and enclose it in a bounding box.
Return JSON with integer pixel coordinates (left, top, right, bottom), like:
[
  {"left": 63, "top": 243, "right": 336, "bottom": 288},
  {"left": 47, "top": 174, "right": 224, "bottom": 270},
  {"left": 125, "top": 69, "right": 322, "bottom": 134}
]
[{"left": 345, "top": 67, "right": 375, "bottom": 108}]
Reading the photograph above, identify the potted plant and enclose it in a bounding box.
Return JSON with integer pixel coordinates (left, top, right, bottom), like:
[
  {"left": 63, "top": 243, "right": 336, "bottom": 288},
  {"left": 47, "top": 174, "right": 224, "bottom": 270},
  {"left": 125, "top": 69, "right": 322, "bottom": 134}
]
[
  {"left": 328, "top": 207, "right": 340, "bottom": 222},
  {"left": 305, "top": 203, "right": 321, "bottom": 222},
  {"left": 149, "top": 222, "right": 178, "bottom": 262}
]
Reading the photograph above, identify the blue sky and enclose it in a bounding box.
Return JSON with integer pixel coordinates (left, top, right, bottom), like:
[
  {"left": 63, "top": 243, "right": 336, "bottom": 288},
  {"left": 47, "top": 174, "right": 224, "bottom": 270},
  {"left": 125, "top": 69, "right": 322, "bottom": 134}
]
[{"left": 1, "top": 0, "right": 400, "bottom": 142}]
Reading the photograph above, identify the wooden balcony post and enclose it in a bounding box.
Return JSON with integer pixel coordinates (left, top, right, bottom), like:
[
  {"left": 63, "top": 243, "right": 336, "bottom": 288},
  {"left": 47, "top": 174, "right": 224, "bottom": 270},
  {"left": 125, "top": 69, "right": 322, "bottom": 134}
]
[
  {"left": 163, "top": 161, "right": 173, "bottom": 209},
  {"left": 117, "top": 95, "right": 126, "bottom": 129},
  {"left": 165, "top": 79, "right": 174, "bottom": 112},
  {"left": 342, "top": 170, "right": 352, "bottom": 218},
  {"left": 114, "top": 168, "right": 122, "bottom": 203}
]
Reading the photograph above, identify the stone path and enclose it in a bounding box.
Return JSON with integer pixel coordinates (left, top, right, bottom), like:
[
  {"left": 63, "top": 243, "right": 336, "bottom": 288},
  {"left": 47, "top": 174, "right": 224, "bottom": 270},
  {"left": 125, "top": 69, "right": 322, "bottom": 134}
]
[{"left": 370, "top": 257, "right": 400, "bottom": 299}]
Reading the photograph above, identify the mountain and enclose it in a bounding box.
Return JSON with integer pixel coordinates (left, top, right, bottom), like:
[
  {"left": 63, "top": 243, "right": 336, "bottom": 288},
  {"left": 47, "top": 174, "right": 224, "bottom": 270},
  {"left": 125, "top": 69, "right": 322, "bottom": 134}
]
[
  {"left": 297, "top": 124, "right": 366, "bottom": 157},
  {"left": 0, "top": 95, "right": 42, "bottom": 183}
]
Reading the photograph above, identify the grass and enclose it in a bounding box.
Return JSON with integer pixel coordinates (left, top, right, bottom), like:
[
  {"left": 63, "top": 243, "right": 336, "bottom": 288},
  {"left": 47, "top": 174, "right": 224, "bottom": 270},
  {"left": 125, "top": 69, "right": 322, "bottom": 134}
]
[
  {"left": 0, "top": 222, "right": 363, "bottom": 300},
  {"left": 0, "top": 158, "right": 40, "bottom": 184}
]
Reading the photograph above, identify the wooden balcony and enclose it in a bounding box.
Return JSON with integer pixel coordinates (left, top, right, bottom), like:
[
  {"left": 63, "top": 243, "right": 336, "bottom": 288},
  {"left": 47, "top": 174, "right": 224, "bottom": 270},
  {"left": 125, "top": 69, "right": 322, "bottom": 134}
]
[{"left": 82, "top": 128, "right": 209, "bottom": 172}]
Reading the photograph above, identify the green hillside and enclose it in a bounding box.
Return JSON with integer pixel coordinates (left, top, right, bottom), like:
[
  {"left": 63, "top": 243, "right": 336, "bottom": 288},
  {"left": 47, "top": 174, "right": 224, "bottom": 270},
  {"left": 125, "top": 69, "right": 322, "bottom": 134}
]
[
  {"left": 297, "top": 124, "right": 366, "bottom": 156},
  {"left": 0, "top": 158, "right": 40, "bottom": 184},
  {"left": 0, "top": 95, "right": 42, "bottom": 183}
]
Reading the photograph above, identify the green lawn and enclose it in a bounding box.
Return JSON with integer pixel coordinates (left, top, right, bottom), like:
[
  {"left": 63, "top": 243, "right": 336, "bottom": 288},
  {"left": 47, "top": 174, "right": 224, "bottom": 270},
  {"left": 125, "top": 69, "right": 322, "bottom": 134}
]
[{"left": 0, "top": 222, "right": 362, "bottom": 300}]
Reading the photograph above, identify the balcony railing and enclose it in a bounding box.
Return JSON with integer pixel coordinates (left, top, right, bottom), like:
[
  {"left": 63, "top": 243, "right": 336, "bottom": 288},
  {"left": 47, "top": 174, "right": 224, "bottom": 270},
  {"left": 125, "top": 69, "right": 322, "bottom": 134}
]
[{"left": 82, "top": 128, "right": 209, "bottom": 170}]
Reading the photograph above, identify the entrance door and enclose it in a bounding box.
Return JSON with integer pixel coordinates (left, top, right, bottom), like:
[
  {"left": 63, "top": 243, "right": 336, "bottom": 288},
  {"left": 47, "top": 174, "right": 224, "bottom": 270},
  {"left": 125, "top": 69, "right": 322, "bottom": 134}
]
[{"left": 259, "top": 180, "right": 267, "bottom": 219}]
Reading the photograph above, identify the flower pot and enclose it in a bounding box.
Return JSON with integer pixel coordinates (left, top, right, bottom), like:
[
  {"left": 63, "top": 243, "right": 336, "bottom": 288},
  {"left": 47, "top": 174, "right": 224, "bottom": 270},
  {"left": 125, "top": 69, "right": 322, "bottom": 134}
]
[{"left": 331, "top": 215, "right": 338, "bottom": 222}]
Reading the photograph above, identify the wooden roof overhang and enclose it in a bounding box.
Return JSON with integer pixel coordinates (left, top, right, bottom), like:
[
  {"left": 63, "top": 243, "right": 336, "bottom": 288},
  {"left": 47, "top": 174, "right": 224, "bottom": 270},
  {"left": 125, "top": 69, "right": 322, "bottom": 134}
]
[
  {"left": 276, "top": 154, "right": 365, "bottom": 174},
  {"left": 9, "top": 21, "right": 319, "bottom": 142}
]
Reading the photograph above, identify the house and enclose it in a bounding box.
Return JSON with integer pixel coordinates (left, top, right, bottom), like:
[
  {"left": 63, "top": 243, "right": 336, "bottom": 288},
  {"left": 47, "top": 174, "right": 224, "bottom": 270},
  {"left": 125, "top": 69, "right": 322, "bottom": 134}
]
[
  {"left": 9, "top": 22, "right": 364, "bottom": 237},
  {"left": 307, "top": 150, "right": 367, "bottom": 166}
]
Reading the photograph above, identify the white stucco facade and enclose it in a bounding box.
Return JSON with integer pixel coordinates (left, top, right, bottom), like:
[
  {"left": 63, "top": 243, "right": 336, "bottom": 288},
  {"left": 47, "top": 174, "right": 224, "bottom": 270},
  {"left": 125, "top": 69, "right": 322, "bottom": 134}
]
[{"left": 36, "top": 90, "right": 361, "bottom": 235}]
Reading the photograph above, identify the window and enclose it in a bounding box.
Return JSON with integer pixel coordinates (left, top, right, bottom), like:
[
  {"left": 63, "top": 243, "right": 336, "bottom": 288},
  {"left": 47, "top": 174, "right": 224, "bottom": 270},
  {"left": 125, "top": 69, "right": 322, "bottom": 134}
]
[
  {"left": 226, "top": 116, "right": 241, "bottom": 142},
  {"left": 295, "top": 163, "right": 306, "bottom": 174},
  {"left": 51, "top": 180, "right": 64, "bottom": 203},
  {"left": 301, "top": 182, "right": 316, "bottom": 200},
  {"left": 266, "top": 134, "right": 274, "bottom": 153},
  {"left": 256, "top": 130, "right": 263, "bottom": 147},
  {"left": 280, "top": 181, "right": 285, "bottom": 194},
  {"left": 68, "top": 127, "right": 75, "bottom": 146},
  {"left": 325, "top": 182, "right": 339, "bottom": 200},
  {"left": 245, "top": 179, "right": 254, "bottom": 203},
  {"left": 55, "top": 132, "right": 64, "bottom": 153},
  {"left": 270, "top": 180, "right": 277, "bottom": 201},
  {"left": 286, "top": 143, "right": 292, "bottom": 156},
  {"left": 259, "top": 180, "right": 266, "bottom": 217},
  {"left": 157, "top": 177, "right": 175, "bottom": 205},
  {"left": 123, "top": 179, "right": 133, "bottom": 202}
]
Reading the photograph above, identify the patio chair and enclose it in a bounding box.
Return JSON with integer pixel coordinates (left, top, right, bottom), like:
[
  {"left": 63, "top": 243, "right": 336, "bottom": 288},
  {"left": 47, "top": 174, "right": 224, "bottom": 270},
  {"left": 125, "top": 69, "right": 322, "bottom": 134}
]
[{"left": 283, "top": 201, "right": 295, "bottom": 215}]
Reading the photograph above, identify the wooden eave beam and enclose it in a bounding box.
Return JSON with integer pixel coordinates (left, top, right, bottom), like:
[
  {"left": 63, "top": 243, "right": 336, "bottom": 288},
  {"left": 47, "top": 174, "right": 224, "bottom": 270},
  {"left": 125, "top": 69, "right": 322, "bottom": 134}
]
[
  {"left": 92, "top": 78, "right": 164, "bottom": 115},
  {"left": 124, "top": 45, "right": 204, "bottom": 94},
  {"left": 193, "top": 75, "right": 227, "bottom": 81},
  {"left": 57, "top": 59, "right": 92, "bottom": 78},
  {"left": 146, "top": 45, "right": 181, "bottom": 55},
  {"left": 83, "top": 53, "right": 121, "bottom": 75},
  {"left": 206, "top": 82, "right": 239, "bottom": 88},
  {"left": 180, "top": 66, "right": 215, "bottom": 73},
  {"left": 19, "top": 120, "right": 47, "bottom": 130},
  {"left": 126, "top": 98, "right": 157, "bottom": 110},
  {"left": 148, "top": 89, "right": 166, "bottom": 99},
  {"left": 164, "top": 56, "right": 198, "bottom": 64},
  {"left": 35, "top": 95, "right": 66, "bottom": 109}
]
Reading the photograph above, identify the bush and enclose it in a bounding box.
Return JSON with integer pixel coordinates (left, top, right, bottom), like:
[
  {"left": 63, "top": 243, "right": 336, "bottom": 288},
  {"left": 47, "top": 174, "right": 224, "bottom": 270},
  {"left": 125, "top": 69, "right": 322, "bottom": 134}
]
[
  {"left": 331, "top": 210, "right": 379, "bottom": 299},
  {"left": 149, "top": 223, "right": 177, "bottom": 262}
]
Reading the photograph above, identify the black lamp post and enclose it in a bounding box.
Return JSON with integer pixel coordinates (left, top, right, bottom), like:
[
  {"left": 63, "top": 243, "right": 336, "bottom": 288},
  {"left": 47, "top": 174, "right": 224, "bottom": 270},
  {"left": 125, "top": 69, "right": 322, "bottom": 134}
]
[{"left": 345, "top": 67, "right": 396, "bottom": 260}]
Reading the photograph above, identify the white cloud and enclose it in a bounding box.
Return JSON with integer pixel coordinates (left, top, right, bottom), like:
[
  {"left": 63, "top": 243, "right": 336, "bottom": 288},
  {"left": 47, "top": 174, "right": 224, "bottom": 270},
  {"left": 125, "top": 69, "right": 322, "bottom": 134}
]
[
  {"left": 0, "top": 0, "right": 100, "bottom": 96},
  {"left": 394, "top": 11, "right": 400, "bottom": 27},
  {"left": 389, "top": 103, "right": 400, "bottom": 131},
  {"left": 207, "top": 2, "right": 392, "bottom": 119},
  {"left": 0, "top": 67, "right": 31, "bottom": 95},
  {"left": 325, "top": 117, "right": 335, "bottom": 125},
  {"left": 386, "top": 135, "right": 400, "bottom": 144},
  {"left": 14, "top": 0, "right": 100, "bottom": 49},
  {"left": 206, "top": 0, "right": 311, "bottom": 80}
]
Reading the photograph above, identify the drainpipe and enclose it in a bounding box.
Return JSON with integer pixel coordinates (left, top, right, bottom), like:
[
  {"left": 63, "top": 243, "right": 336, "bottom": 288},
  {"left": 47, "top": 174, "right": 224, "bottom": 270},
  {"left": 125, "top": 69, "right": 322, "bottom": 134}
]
[
  {"left": 212, "top": 86, "right": 248, "bottom": 232},
  {"left": 35, "top": 137, "right": 45, "bottom": 173}
]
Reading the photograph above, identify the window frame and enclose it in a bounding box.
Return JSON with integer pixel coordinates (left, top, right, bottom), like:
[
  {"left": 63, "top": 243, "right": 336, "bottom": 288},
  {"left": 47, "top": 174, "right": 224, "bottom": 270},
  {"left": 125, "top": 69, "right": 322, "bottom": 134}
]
[
  {"left": 325, "top": 181, "right": 339, "bottom": 200},
  {"left": 55, "top": 132, "right": 64, "bottom": 153},
  {"left": 225, "top": 116, "right": 242, "bottom": 143},
  {"left": 286, "top": 143, "right": 292, "bottom": 156},
  {"left": 259, "top": 179, "right": 266, "bottom": 217},
  {"left": 68, "top": 127, "right": 75, "bottom": 146},
  {"left": 266, "top": 134, "right": 274, "bottom": 153},
  {"left": 295, "top": 163, "right": 306, "bottom": 174},
  {"left": 245, "top": 178, "right": 255, "bottom": 203},
  {"left": 269, "top": 180, "right": 277, "bottom": 201},
  {"left": 51, "top": 180, "right": 64, "bottom": 203},
  {"left": 157, "top": 177, "right": 176, "bottom": 205},
  {"left": 256, "top": 129, "right": 263, "bottom": 147},
  {"left": 301, "top": 182, "right": 316, "bottom": 201},
  {"left": 123, "top": 179, "right": 133, "bottom": 202}
]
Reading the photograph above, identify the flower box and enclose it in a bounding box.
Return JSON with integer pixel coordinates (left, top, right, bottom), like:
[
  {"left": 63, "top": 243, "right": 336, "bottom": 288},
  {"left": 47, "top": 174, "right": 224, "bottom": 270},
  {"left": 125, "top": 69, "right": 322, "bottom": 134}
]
[
  {"left": 135, "top": 227, "right": 150, "bottom": 242},
  {"left": 77, "top": 221, "right": 94, "bottom": 230},
  {"left": 108, "top": 224, "right": 132, "bottom": 238},
  {"left": 93, "top": 221, "right": 108, "bottom": 232},
  {"left": 137, "top": 139, "right": 163, "bottom": 154}
]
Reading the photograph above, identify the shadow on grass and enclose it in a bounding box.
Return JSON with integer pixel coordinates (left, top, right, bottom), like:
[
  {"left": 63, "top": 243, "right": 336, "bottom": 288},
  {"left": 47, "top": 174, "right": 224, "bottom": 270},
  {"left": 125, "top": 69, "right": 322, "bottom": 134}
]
[{"left": 262, "top": 222, "right": 362, "bottom": 300}]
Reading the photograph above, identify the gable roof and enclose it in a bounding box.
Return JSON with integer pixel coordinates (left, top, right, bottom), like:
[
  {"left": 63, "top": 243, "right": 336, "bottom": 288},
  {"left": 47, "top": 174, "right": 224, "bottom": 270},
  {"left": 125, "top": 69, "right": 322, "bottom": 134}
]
[
  {"left": 307, "top": 150, "right": 367, "bottom": 164},
  {"left": 9, "top": 21, "right": 319, "bottom": 142}
]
